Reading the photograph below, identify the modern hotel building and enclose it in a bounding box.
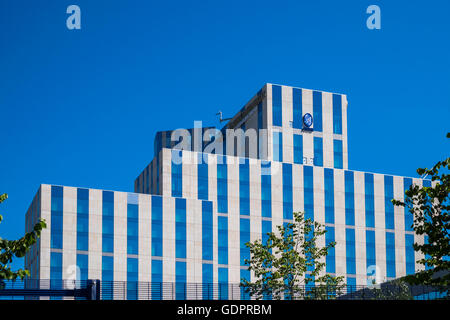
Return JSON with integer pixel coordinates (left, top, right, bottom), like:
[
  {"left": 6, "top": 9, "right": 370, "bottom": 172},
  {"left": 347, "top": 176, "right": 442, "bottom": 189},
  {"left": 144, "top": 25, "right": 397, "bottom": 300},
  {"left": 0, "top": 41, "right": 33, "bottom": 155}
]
[{"left": 24, "top": 83, "right": 431, "bottom": 299}]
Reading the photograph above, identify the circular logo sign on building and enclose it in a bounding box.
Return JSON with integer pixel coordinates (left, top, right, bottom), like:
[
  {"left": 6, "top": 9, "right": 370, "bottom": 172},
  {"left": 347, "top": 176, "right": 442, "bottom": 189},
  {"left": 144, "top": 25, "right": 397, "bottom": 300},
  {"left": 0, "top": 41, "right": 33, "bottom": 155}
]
[{"left": 303, "top": 113, "right": 313, "bottom": 128}]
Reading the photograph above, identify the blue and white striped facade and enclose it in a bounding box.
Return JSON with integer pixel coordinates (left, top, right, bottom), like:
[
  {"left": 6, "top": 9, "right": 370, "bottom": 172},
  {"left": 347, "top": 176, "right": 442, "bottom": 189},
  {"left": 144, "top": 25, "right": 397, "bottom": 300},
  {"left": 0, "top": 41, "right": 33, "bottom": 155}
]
[{"left": 25, "top": 83, "right": 431, "bottom": 299}]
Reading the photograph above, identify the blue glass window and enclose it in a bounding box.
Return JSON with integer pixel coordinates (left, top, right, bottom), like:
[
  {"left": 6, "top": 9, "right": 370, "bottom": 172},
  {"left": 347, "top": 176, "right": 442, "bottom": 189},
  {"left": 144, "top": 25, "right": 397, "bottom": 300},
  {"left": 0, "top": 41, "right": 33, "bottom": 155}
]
[
  {"left": 171, "top": 150, "right": 183, "bottom": 197},
  {"left": 386, "top": 232, "right": 396, "bottom": 278},
  {"left": 102, "top": 256, "right": 114, "bottom": 281},
  {"left": 151, "top": 259, "right": 163, "bottom": 300},
  {"left": 384, "top": 176, "right": 395, "bottom": 230},
  {"left": 176, "top": 261, "right": 187, "bottom": 300},
  {"left": 77, "top": 188, "right": 89, "bottom": 251},
  {"left": 313, "top": 137, "right": 323, "bottom": 166},
  {"left": 326, "top": 226, "right": 336, "bottom": 274},
  {"left": 282, "top": 163, "right": 293, "bottom": 220},
  {"left": 365, "top": 173, "right": 375, "bottom": 228},
  {"left": 293, "top": 134, "right": 303, "bottom": 164},
  {"left": 345, "top": 171, "right": 355, "bottom": 226},
  {"left": 202, "top": 201, "right": 213, "bottom": 261},
  {"left": 313, "top": 91, "right": 323, "bottom": 132},
  {"left": 176, "top": 198, "right": 187, "bottom": 259},
  {"left": 218, "top": 267, "right": 228, "bottom": 300},
  {"left": 76, "top": 253, "right": 88, "bottom": 281},
  {"left": 404, "top": 178, "right": 413, "bottom": 231},
  {"left": 152, "top": 259, "right": 162, "bottom": 283},
  {"left": 333, "top": 139, "right": 343, "bottom": 169},
  {"left": 240, "top": 269, "right": 251, "bottom": 300},
  {"left": 261, "top": 161, "right": 272, "bottom": 218},
  {"left": 217, "top": 155, "right": 228, "bottom": 213},
  {"left": 405, "top": 234, "right": 415, "bottom": 275},
  {"left": 49, "top": 251, "right": 62, "bottom": 299},
  {"left": 324, "top": 168, "right": 335, "bottom": 224},
  {"left": 423, "top": 180, "right": 431, "bottom": 188},
  {"left": 272, "top": 85, "right": 282, "bottom": 127},
  {"left": 347, "top": 277, "right": 357, "bottom": 292},
  {"left": 273, "top": 131, "right": 283, "bottom": 162},
  {"left": 152, "top": 196, "right": 163, "bottom": 257},
  {"left": 127, "top": 258, "right": 139, "bottom": 300},
  {"left": 240, "top": 218, "right": 250, "bottom": 266},
  {"left": 262, "top": 220, "right": 272, "bottom": 247},
  {"left": 202, "top": 264, "right": 214, "bottom": 300},
  {"left": 102, "top": 191, "right": 114, "bottom": 253},
  {"left": 346, "top": 228, "right": 356, "bottom": 275},
  {"left": 198, "top": 153, "right": 208, "bottom": 200},
  {"left": 50, "top": 251, "right": 62, "bottom": 281},
  {"left": 332, "top": 94, "right": 342, "bottom": 134},
  {"left": 239, "top": 158, "right": 250, "bottom": 215},
  {"left": 101, "top": 256, "right": 114, "bottom": 300},
  {"left": 127, "top": 203, "right": 139, "bottom": 255},
  {"left": 51, "top": 186, "right": 63, "bottom": 249},
  {"left": 218, "top": 216, "right": 228, "bottom": 265},
  {"left": 292, "top": 88, "right": 302, "bottom": 129},
  {"left": 366, "top": 230, "right": 376, "bottom": 270},
  {"left": 304, "top": 166, "right": 314, "bottom": 221}
]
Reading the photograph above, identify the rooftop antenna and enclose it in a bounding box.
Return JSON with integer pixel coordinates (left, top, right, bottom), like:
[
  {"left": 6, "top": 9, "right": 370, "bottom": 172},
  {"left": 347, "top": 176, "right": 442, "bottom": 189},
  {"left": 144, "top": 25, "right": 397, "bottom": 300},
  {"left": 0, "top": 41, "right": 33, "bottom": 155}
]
[{"left": 216, "top": 110, "right": 232, "bottom": 123}]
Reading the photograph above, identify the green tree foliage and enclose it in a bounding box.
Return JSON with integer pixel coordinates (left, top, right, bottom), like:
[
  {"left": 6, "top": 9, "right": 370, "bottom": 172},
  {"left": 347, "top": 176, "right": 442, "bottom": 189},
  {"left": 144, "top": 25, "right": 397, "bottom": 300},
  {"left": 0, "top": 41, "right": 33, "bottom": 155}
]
[
  {"left": 367, "top": 279, "right": 413, "bottom": 300},
  {"left": 392, "top": 137, "right": 449, "bottom": 286},
  {"left": 240, "top": 212, "right": 345, "bottom": 300},
  {"left": 0, "top": 193, "right": 46, "bottom": 280}
]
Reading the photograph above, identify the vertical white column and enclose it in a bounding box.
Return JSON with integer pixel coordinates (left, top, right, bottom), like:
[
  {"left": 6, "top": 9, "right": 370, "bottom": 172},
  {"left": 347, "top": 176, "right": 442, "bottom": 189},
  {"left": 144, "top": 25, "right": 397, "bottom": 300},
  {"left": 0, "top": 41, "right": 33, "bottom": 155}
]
[
  {"left": 313, "top": 167, "right": 326, "bottom": 277},
  {"left": 342, "top": 95, "right": 349, "bottom": 169},
  {"left": 249, "top": 158, "right": 262, "bottom": 243},
  {"left": 322, "top": 92, "right": 334, "bottom": 168},
  {"left": 354, "top": 172, "right": 367, "bottom": 285},
  {"left": 260, "top": 93, "right": 269, "bottom": 160},
  {"left": 138, "top": 194, "right": 152, "bottom": 283},
  {"left": 302, "top": 89, "right": 314, "bottom": 165},
  {"left": 89, "top": 188, "right": 102, "bottom": 280},
  {"left": 113, "top": 192, "right": 127, "bottom": 300},
  {"left": 266, "top": 84, "right": 273, "bottom": 162},
  {"left": 39, "top": 184, "right": 52, "bottom": 280},
  {"left": 162, "top": 197, "right": 175, "bottom": 284},
  {"left": 282, "top": 85, "right": 293, "bottom": 164},
  {"left": 62, "top": 187, "right": 77, "bottom": 282},
  {"left": 292, "top": 163, "right": 304, "bottom": 214},
  {"left": 374, "top": 174, "right": 386, "bottom": 282},
  {"left": 186, "top": 198, "right": 194, "bottom": 285},
  {"left": 271, "top": 161, "right": 283, "bottom": 232},
  {"left": 334, "top": 170, "right": 346, "bottom": 277},
  {"left": 393, "top": 175, "right": 406, "bottom": 278},
  {"left": 208, "top": 154, "right": 218, "bottom": 209},
  {"left": 182, "top": 151, "right": 197, "bottom": 200},
  {"left": 227, "top": 156, "right": 240, "bottom": 285},
  {"left": 162, "top": 149, "right": 172, "bottom": 197},
  {"left": 207, "top": 153, "right": 219, "bottom": 287},
  {"left": 114, "top": 191, "right": 127, "bottom": 281}
]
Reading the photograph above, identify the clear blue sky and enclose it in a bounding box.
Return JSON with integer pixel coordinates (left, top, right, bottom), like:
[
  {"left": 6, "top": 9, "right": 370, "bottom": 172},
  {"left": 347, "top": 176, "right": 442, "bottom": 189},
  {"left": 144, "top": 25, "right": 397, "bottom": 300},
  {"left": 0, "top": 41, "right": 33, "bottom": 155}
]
[{"left": 1, "top": 1, "right": 449, "bottom": 272}]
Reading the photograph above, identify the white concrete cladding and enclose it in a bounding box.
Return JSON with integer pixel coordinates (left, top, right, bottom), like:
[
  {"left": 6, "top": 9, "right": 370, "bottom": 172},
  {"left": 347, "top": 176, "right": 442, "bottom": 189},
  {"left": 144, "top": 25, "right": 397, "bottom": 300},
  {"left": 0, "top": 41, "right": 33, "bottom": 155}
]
[
  {"left": 27, "top": 153, "right": 429, "bottom": 294},
  {"left": 24, "top": 83, "right": 433, "bottom": 299},
  {"left": 132, "top": 83, "right": 348, "bottom": 184},
  {"left": 265, "top": 83, "right": 348, "bottom": 169},
  {"left": 134, "top": 148, "right": 431, "bottom": 285},
  {"left": 29, "top": 185, "right": 213, "bottom": 287}
]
